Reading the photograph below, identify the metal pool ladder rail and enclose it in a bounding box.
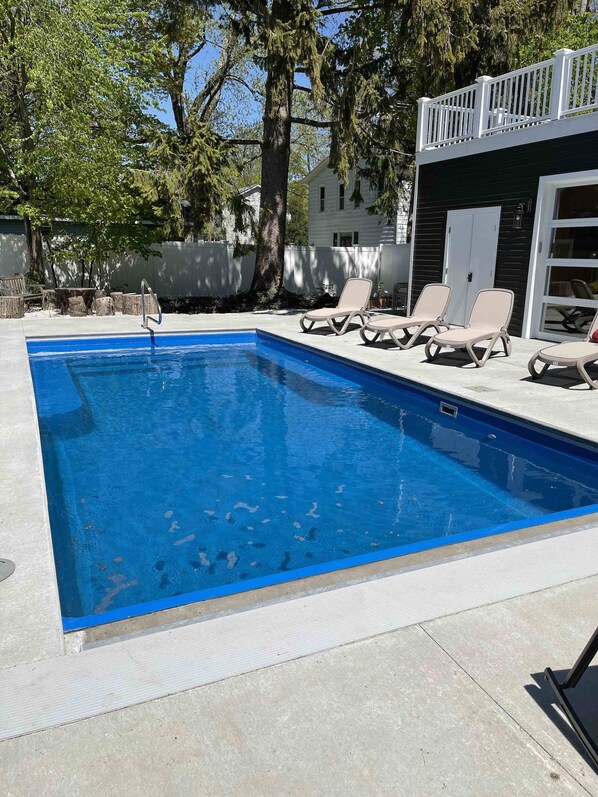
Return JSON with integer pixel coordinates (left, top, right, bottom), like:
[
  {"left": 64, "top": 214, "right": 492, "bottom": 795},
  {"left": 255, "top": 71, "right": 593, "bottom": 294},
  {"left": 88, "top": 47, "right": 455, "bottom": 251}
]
[{"left": 141, "top": 279, "right": 162, "bottom": 330}]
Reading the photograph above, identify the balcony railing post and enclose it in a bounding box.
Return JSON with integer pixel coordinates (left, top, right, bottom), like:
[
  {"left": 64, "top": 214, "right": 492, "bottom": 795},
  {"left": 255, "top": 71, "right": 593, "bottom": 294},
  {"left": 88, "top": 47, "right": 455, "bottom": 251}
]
[
  {"left": 472, "top": 76, "right": 492, "bottom": 139},
  {"left": 416, "top": 97, "right": 430, "bottom": 152},
  {"left": 550, "top": 48, "right": 574, "bottom": 120}
]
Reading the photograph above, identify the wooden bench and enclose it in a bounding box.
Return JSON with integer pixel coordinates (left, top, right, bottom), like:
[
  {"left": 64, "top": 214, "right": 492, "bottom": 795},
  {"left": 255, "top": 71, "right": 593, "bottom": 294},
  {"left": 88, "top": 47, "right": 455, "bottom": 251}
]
[{"left": 0, "top": 275, "right": 43, "bottom": 305}]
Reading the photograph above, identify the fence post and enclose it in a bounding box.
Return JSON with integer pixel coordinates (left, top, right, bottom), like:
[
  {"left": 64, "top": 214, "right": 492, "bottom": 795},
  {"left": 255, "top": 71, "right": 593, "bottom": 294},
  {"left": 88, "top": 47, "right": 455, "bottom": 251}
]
[
  {"left": 550, "top": 48, "right": 573, "bottom": 120},
  {"left": 416, "top": 97, "right": 430, "bottom": 152},
  {"left": 472, "top": 76, "right": 492, "bottom": 139}
]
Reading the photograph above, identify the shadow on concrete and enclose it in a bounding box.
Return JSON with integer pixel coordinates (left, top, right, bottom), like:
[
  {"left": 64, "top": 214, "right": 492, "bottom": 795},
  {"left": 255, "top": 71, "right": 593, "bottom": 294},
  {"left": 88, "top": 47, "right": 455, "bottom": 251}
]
[
  {"left": 526, "top": 666, "right": 598, "bottom": 773},
  {"left": 299, "top": 322, "right": 366, "bottom": 337},
  {"left": 519, "top": 363, "right": 598, "bottom": 391},
  {"left": 418, "top": 349, "right": 510, "bottom": 368}
]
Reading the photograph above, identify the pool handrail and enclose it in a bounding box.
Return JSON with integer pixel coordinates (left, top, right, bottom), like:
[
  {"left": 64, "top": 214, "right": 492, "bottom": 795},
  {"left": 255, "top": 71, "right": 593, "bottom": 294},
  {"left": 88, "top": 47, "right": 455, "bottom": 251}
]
[{"left": 141, "top": 279, "right": 162, "bottom": 329}]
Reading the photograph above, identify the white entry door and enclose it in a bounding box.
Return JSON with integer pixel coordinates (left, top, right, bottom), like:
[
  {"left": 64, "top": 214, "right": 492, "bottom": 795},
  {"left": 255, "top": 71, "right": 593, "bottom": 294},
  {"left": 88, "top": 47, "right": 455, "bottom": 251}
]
[{"left": 443, "top": 207, "right": 501, "bottom": 325}]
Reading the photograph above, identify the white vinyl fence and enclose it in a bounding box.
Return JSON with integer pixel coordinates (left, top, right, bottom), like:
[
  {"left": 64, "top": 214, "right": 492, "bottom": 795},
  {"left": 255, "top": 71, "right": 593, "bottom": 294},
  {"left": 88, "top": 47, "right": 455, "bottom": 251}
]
[{"left": 0, "top": 237, "right": 411, "bottom": 299}]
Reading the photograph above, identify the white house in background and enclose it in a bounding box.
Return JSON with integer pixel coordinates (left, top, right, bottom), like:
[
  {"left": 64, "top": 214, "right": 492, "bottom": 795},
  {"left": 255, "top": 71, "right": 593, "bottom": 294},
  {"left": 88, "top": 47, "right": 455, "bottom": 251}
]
[
  {"left": 220, "top": 184, "right": 261, "bottom": 245},
  {"left": 303, "top": 158, "right": 411, "bottom": 247}
]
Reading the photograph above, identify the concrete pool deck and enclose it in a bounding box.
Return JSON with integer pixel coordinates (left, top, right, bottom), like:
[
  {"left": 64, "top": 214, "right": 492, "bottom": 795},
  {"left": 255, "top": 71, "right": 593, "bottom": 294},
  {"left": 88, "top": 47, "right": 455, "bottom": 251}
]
[{"left": 1, "top": 309, "right": 598, "bottom": 794}]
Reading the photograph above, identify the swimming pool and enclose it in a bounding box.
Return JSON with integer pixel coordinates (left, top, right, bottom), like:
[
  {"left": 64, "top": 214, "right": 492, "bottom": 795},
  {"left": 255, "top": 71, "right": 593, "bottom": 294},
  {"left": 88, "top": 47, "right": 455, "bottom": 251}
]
[{"left": 29, "top": 331, "right": 598, "bottom": 631}]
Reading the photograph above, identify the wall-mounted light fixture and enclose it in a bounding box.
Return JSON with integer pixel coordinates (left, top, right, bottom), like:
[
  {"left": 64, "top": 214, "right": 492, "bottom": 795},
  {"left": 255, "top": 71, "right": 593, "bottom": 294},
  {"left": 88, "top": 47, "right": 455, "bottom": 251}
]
[{"left": 513, "top": 199, "right": 533, "bottom": 230}]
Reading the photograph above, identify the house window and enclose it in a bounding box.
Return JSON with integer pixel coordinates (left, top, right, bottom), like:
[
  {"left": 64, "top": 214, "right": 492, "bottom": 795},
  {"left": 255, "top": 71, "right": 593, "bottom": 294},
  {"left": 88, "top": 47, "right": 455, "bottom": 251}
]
[
  {"left": 333, "top": 232, "right": 338, "bottom": 246},
  {"left": 319, "top": 186, "right": 325, "bottom": 212},
  {"left": 339, "top": 183, "right": 345, "bottom": 210},
  {"left": 353, "top": 231, "right": 359, "bottom": 245},
  {"left": 339, "top": 232, "right": 353, "bottom": 247},
  {"left": 353, "top": 179, "right": 362, "bottom": 208}
]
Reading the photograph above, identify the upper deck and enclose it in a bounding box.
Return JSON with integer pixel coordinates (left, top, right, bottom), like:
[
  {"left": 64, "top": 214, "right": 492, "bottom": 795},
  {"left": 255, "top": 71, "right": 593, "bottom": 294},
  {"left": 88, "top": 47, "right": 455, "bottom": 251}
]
[{"left": 416, "top": 44, "right": 598, "bottom": 161}]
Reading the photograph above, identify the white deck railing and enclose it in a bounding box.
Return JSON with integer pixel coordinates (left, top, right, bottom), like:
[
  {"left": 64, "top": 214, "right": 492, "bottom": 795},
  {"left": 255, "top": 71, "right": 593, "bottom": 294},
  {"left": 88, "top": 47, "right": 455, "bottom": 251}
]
[{"left": 417, "top": 43, "right": 598, "bottom": 151}]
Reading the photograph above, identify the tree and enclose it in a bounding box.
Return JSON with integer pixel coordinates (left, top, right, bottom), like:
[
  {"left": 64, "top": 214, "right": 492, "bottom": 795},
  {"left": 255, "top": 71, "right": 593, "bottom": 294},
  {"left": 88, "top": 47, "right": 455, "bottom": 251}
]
[
  {"left": 285, "top": 181, "right": 309, "bottom": 245},
  {"left": 330, "top": 0, "right": 574, "bottom": 220},
  {"left": 224, "top": 1, "right": 573, "bottom": 301},
  {"left": 130, "top": 1, "right": 262, "bottom": 240},
  {"left": 517, "top": 5, "right": 598, "bottom": 63},
  {"left": 0, "top": 0, "right": 152, "bottom": 275},
  {"left": 227, "top": 1, "right": 333, "bottom": 297}
]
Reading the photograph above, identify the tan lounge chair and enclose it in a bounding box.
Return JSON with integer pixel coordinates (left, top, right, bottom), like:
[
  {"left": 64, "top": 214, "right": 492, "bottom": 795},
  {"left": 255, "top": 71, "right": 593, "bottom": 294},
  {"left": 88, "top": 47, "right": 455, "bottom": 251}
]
[
  {"left": 528, "top": 311, "right": 598, "bottom": 389},
  {"left": 360, "top": 283, "right": 452, "bottom": 349},
  {"left": 425, "top": 288, "right": 514, "bottom": 368},
  {"left": 300, "top": 278, "right": 372, "bottom": 335}
]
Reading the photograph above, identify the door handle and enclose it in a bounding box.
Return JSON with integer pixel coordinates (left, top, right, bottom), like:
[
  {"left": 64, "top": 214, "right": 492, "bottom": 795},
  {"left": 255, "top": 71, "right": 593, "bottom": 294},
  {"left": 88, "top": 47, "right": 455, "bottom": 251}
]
[{"left": 467, "top": 272, "right": 473, "bottom": 283}]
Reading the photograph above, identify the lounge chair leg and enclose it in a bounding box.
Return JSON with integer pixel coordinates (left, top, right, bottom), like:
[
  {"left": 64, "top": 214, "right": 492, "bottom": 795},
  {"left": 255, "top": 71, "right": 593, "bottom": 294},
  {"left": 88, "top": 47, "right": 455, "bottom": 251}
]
[
  {"left": 360, "top": 327, "right": 382, "bottom": 345},
  {"left": 393, "top": 322, "right": 436, "bottom": 350},
  {"left": 329, "top": 312, "right": 354, "bottom": 335},
  {"left": 466, "top": 342, "right": 484, "bottom": 367},
  {"left": 577, "top": 362, "right": 598, "bottom": 389},
  {"left": 389, "top": 327, "right": 416, "bottom": 349},
  {"left": 425, "top": 340, "right": 442, "bottom": 361},
  {"left": 528, "top": 355, "right": 550, "bottom": 381},
  {"left": 300, "top": 316, "right": 316, "bottom": 333},
  {"left": 501, "top": 333, "right": 511, "bottom": 356},
  {"left": 327, "top": 316, "right": 341, "bottom": 335}
]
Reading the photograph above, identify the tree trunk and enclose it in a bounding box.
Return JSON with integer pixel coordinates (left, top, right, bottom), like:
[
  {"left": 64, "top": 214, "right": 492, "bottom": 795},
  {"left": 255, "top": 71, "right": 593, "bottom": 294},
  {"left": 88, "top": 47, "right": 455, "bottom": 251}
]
[
  {"left": 250, "top": 4, "right": 294, "bottom": 297},
  {"left": 23, "top": 217, "right": 44, "bottom": 276},
  {"left": 0, "top": 297, "right": 24, "bottom": 319}
]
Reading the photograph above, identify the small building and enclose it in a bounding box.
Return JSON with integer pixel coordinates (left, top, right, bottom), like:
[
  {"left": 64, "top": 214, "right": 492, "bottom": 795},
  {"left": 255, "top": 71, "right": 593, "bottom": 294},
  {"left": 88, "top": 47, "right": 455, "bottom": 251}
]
[
  {"left": 220, "top": 184, "right": 261, "bottom": 246},
  {"left": 304, "top": 158, "right": 411, "bottom": 248},
  {"left": 411, "top": 44, "right": 598, "bottom": 341}
]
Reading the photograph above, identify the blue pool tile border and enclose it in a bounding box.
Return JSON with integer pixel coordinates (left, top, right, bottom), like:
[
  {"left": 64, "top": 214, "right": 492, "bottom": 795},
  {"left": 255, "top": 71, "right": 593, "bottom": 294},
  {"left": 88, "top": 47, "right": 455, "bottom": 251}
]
[{"left": 27, "top": 329, "right": 598, "bottom": 631}]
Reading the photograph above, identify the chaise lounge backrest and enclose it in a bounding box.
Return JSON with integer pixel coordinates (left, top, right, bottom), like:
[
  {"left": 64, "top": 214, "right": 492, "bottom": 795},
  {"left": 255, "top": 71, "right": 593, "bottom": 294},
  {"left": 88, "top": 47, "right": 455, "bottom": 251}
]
[
  {"left": 337, "top": 278, "right": 373, "bottom": 310},
  {"left": 468, "top": 289, "right": 514, "bottom": 331},
  {"left": 411, "top": 283, "right": 452, "bottom": 320}
]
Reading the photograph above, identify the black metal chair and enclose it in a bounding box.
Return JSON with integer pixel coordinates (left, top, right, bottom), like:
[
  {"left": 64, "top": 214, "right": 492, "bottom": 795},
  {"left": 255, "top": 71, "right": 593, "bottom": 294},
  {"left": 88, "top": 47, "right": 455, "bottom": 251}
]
[{"left": 545, "top": 625, "right": 598, "bottom": 768}]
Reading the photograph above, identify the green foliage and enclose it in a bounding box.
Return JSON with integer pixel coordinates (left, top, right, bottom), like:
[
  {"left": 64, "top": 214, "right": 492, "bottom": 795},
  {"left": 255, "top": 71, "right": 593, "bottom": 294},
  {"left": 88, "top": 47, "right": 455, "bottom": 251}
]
[
  {"left": 45, "top": 221, "right": 159, "bottom": 287},
  {"left": 517, "top": 10, "right": 598, "bottom": 64},
  {"left": 285, "top": 181, "right": 308, "bottom": 245},
  {"left": 0, "top": 0, "right": 156, "bottom": 272},
  {"left": 330, "top": 0, "right": 574, "bottom": 219},
  {"left": 129, "top": 1, "right": 255, "bottom": 239}
]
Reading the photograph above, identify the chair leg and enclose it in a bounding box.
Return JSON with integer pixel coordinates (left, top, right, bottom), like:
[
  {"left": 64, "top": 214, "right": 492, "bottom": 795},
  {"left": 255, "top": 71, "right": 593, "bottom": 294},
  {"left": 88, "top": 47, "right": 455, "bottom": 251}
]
[
  {"left": 389, "top": 327, "right": 416, "bottom": 349},
  {"left": 501, "top": 333, "right": 511, "bottom": 356},
  {"left": 360, "top": 327, "right": 382, "bottom": 345},
  {"left": 467, "top": 334, "right": 504, "bottom": 368},
  {"left": 577, "top": 361, "right": 598, "bottom": 389},
  {"left": 328, "top": 312, "right": 353, "bottom": 335},
  {"left": 528, "top": 355, "right": 550, "bottom": 381},
  {"left": 300, "top": 316, "right": 315, "bottom": 333},
  {"left": 392, "top": 322, "right": 435, "bottom": 350},
  {"left": 424, "top": 339, "right": 442, "bottom": 361},
  {"left": 465, "top": 341, "right": 484, "bottom": 367}
]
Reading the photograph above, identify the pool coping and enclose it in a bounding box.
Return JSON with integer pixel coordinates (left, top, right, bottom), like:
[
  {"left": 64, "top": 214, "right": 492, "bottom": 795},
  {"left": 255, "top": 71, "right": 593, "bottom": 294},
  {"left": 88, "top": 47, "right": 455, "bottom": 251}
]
[{"left": 2, "top": 311, "right": 598, "bottom": 673}]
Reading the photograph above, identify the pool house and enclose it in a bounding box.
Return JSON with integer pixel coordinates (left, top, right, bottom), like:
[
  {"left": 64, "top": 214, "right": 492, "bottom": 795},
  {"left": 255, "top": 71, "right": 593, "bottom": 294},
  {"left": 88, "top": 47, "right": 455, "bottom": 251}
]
[{"left": 411, "top": 42, "right": 598, "bottom": 341}]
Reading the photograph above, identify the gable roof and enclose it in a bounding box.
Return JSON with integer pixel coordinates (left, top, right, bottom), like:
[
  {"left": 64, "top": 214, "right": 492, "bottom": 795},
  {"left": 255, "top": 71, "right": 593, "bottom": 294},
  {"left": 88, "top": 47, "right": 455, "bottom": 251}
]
[{"left": 302, "top": 157, "right": 330, "bottom": 184}]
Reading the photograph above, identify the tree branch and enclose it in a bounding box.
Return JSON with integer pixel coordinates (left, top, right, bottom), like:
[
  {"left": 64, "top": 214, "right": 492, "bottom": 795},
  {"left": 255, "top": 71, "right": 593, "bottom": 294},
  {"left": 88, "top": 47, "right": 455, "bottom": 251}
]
[
  {"left": 227, "top": 138, "right": 263, "bottom": 146},
  {"left": 320, "top": 2, "right": 383, "bottom": 15},
  {"left": 290, "top": 117, "right": 332, "bottom": 128},
  {"left": 293, "top": 84, "right": 312, "bottom": 93}
]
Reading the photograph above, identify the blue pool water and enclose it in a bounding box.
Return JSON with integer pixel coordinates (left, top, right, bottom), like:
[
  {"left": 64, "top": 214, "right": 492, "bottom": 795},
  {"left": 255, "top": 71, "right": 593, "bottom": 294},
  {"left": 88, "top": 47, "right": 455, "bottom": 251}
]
[{"left": 29, "top": 332, "right": 598, "bottom": 630}]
